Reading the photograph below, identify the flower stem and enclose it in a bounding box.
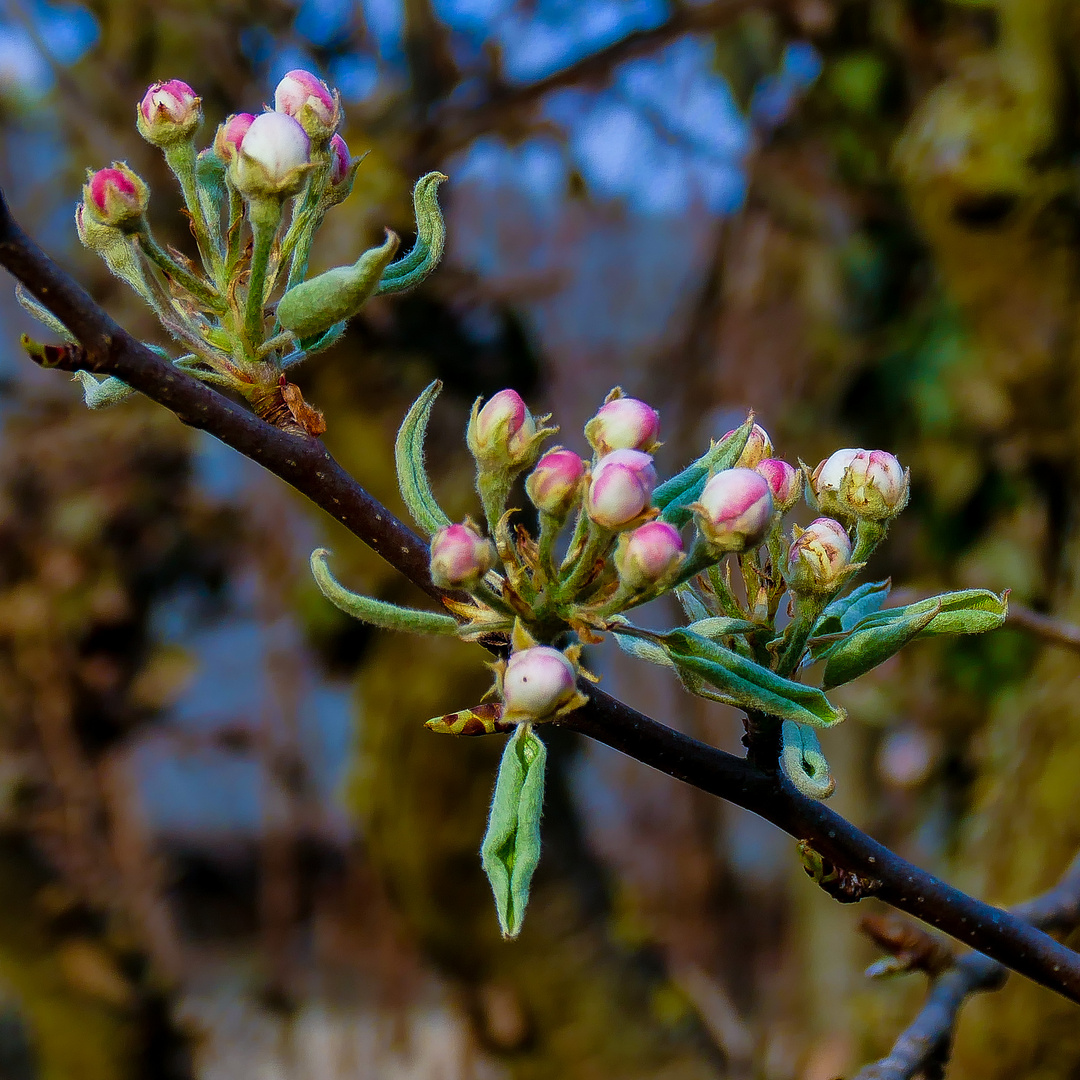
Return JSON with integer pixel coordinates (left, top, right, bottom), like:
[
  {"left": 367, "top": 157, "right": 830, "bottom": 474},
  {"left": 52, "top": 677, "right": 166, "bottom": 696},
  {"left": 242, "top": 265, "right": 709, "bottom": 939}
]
[
  {"left": 164, "top": 140, "right": 224, "bottom": 284},
  {"left": 244, "top": 197, "right": 283, "bottom": 350}
]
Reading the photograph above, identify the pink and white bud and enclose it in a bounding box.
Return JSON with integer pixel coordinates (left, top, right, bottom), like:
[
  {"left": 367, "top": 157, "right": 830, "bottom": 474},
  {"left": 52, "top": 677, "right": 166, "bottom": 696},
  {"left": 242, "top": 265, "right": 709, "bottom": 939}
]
[
  {"left": 274, "top": 69, "right": 340, "bottom": 141},
  {"left": 585, "top": 395, "right": 660, "bottom": 455},
  {"left": 616, "top": 521, "right": 684, "bottom": 590},
  {"left": 329, "top": 133, "right": 351, "bottom": 185},
  {"left": 586, "top": 449, "right": 658, "bottom": 530},
  {"left": 723, "top": 423, "right": 773, "bottom": 469},
  {"left": 527, "top": 449, "right": 586, "bottom": 518},
  {"left": 693, "top": 467, "right": 774, "bottom": 551},
  {"left": 786, "top": 517, "right": 852, "bottom": 593},
  {"left": 756, "top": 458, "right": 799, "bottom": 512},
  {"left": 214, "top": 112, "right": 255, "bottom": 164},
  {"left": 82, "top": 164, "right": 148, "bottom": 229},
  {"left": 811, "top": 448, "right": 909, "bottom": 521},
  {"left": 502, "top": 646, "right": 578, "bottom": 722},
  {"left": 137, "top": 79, "right": 201, "bottom": 146},
  {"left": 230, "top": 111, "right": 311, "bottom": 198},
  {"left": 429, "top": 522, "right": 495, "bottom": 590},
  {"left": 468, "top": 389, "right": 539, "bottom": 470}
]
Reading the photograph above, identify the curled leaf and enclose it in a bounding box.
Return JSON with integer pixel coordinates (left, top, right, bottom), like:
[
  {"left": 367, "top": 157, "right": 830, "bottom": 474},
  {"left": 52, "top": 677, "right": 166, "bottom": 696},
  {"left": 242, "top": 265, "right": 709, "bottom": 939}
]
[
  {"left": 780, "top": 720, "right": 834, "bottom": 800},
  {"left": 310, "top": 548, "right": 459, "bottom": 635},
  {"left": 376, "top": 172, "right": 448, "bottom": 295},
  {"left": 395, "top": 380, "right": 453, "bottom": 536},
  {"left": 481, "top": 725, "right": 547, "bottom": 939},
  {"left": 276, "top": 230, "right": 400, "bottom": 338},
  {"left": 853, "top": 588, "right": 1009, "bottom": 638}
]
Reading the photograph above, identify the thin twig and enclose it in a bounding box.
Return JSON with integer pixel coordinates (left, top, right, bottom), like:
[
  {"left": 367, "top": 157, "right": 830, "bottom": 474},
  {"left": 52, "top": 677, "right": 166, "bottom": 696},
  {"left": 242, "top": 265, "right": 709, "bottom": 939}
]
[
  {"left": 854, "top": 853, "right": 1080, "bottom": 1080},
  {"left": 3, "top": 186, "right": 1080, "bottom": 1005}
]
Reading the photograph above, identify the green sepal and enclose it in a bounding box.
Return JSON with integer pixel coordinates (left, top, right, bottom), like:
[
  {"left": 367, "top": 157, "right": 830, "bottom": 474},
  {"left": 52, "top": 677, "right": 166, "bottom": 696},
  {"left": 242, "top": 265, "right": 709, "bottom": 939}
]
[
  {"left": 814, "top": 579, "right": 892, "bottom": 638},
  {"left": 15, "top": 283, "right": 75, "bottom": 342},
  {"left": 310, "top": 548, "right": 458, "bottom": 635},
  {"left": 395, "top": 380, "right": 453, "bottom": 537},
  {"left": 276, "top": 230, "right": 401, "bottom": 338},
  {"left": 850, "top": 588, "right": 1009, "bottom": 638},
  {"left": 660, "top": 628, "right": 845, "bottom": 728},
  {"left": 375, "top": 172, "right": 448, "bottom": 295},
  {"left": 780, "top": 720, "right": 834, "bottom": 800},
  {"left": 481, "top": 725, "right": 547, "bottom": 939},
  {"left": 75, "top": 372, "right": 136, "bottom": 409},
  {"left": 656, "top": 418, "right": 754, "bottom": 526},
  {"left": 819, "top": 603, "right": 937, "bottom": 690}
]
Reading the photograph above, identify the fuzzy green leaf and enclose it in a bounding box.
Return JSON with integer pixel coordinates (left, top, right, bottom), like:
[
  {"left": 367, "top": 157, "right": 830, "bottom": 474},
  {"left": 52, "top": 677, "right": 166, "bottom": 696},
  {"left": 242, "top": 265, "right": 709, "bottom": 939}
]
[
  {"left": 612, "top": 630, "right": 674, "bottom": 668},
  {"left": 276, "top": 230, "right": 400, "bottom": 338},
  {"left": 686, "top": 616, "right": 759, "bottom": 640},
  {"left": 376, "top": 172, "right": 448, "bottom": 295},
  {"left": 853, "top": 588, "right": 1009, "bottom": 638},
  {"left": 481, "top": 725, "right": 546, "bottom": 939},
  {"left": 395, "top": 380, "right": 453, "bottom": 536},
  {"left": 655, "top": 418, "right": 754, "bottom": 525},
  {"left": 661, "top": 629, "right": 845, "bottom": 727},
  {"left": 310, "top": 548, "right": 458, "bottom": 635},
  {"left": 15, "top": 283, "right": 76, "bottom": 342},
  {"left": 75, "top": 372, "right": 136, "bottom": 409},
  {"left": 780, "top": 720, "right": 834, "bottom": 800},
  {"left": 815, "top": 579, "right": 891, "bottom": 638},
  {"left": 820, "top": 603, "right": 940, "bottom": 690}
]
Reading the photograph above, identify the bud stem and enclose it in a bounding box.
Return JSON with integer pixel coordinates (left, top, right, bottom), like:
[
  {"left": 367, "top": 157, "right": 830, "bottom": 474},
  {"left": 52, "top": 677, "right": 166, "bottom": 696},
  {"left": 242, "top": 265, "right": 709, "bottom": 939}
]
[
  {"left": 280, "top": 149, "right": 331, "bottom": 294},
  {"left": 773, "top": 596, "right": 828, "bottom": 678},
  {"left": 244, "top": 196, "right": 283, "bottom": 349},
  {"left": 536, "top": 510, "right": 561, "bottom": 588},
  {"left": 557, "top": 522, "right": 613, "bottom": 601},
  {"left": 851, "top": 519, "right": 889, "bottom": 564},
  {"left": 163, "top": 140, "right": 224, "bottom": 283}
]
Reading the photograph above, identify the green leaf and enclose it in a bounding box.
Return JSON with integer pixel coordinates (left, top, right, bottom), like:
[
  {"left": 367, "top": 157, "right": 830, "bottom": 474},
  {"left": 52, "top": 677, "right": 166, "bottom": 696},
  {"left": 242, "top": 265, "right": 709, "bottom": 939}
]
[
  {"left": 310, "top": 548, "right": 458, "bottom": 635},
  {"left": 655, "top": 418, "right": 754, "bottom": 525},
  {"left": 820, "top": 602, "right": 940, "bottom": 690},
  {"left": 481, "top": 725, "right": 547, "bottom": 939},
  {"left": 674, "top": 585, "right": 711, "bottom": 623},
  {"left": 686, "top": 616, "right": 758, "bottom": 640},
  {"left": 395, "top": 381, "right": 453, "bottom": 536},
  {"left": 854, "top": 588, "right": 1009, "bottom": 637},
  {"left": 815, "top": 579, "right": 891, "bottom": 637},
  {"left": 15, "top": 283, "right": 75, "bottom": 342},
  {"left": 376, "top": 172, "right": 448, "bottom": 295},
  {"left": 661, "top": 629, "right": 845, "bottom": 728},
  {"left": 612, "top": 630, "right": 674, "bottom": 668},
  {"left": 276, "top": 230, "right": 400, "bottom": 338},
  {"left": 74, "top": 372, "right": 136, "bottom": 409},
  {"left": 780, "top": 720, "right": 834, "bottom": 800}
]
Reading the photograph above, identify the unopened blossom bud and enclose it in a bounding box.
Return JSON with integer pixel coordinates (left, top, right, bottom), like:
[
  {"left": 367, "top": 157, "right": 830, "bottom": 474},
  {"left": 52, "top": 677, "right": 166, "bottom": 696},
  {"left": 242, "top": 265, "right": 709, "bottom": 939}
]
[
  {"left": 693, "top": 468, "right": 773, "bottom": 551},
  {"left": 586, "top": 449, "right": 657, "bottom": 530},
  {"left": 786, "top": 517, "right": 852, "bottom": 593},
  {"left": 724, "top": 423, "right": 773, "bottom": 468},
  {"left": 811, "top": 448, "right": 909, "bottom": 521},
  {"left": 329, "top": 133, "right": 351, "bottom": 185},
  {"left": 527, "top": 449, "right": 586, "bottom": 517},
  {"left": 214, "top": 113, "right": 255, "bottom": 165},
  {"left": 274, "top": 69, "right": 340, "bottom": 141},
  {"left": 585, "top": 395, "right": 660, "bottom": 455},
  {"left": 137, "top": 79, "right": 201, "bottom": 146},
  {"left": 757, "top": 458, "right": 799, "bottom": 512},
  {"left": 502, "top": 646, "right": 578, "bottom": 722},
  {"left": 82, "top": 164, "right": 148, "bottom": 229},
  {"left": 468, "top": 389, "right": 540, "bottom": 471},
  {"left": 429, "top": 522, "right": 495, "bottom": 590},
  {"left": 615, "top": 521, "right": 684, "bottom": 590},
  {"left": 229, "top": 111, "right": 311, "bottom": 198}
]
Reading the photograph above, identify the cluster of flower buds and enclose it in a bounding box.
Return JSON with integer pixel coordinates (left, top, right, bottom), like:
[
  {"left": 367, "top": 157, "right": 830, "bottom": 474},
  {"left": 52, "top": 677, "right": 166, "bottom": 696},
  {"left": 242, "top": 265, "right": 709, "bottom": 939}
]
[{"left": 41, "top": 69, "right": 447, "bottom": 436}]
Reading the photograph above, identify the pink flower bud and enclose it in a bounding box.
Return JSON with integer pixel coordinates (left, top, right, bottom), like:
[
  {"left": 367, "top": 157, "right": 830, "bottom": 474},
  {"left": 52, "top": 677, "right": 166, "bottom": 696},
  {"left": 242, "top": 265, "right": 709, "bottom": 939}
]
[
  {"left": 756, "top": 458, "right": 799, "bottom": 511},
  {"left": 723, "top": 423, "right": 773, "bottom": 469},
  {"left": 693, "top": 468, "right": 773, "bottom": 551},
  {"left": 274, "top": 69, "right": 340, "bottom": 140},
  {"left": 586, "top": 449, "right": 658, "bottom": 530},
  {"left": 329, "top": 133, "right": 351, "bottom": 185},
  {"left": 811, "top": 448, "right": 909, "bottom": 521},
  {"left": 137, "top": 79, "right": 201, "bottom": 146},
  {"left": 214, "top": 112, "right": 255, "bottom": 164},
  {"left": 616, "top": 521, "right": 684, "bottom": 589},
  {"left": 468, "top": 389, "right": 538, "bottom": 470},
  {"left": 584, "top": 395, "right": 660, "bottom": 455},
  {"left": 527, "top": 449, "right": 586, "bottom": 517},
  {"left": 230, "top": 112, "right": 311, "bottom": 198},
  {"left": 502, "top": 645, "right": 578, "bottom": 722},
  {"left": 82, "top": 164, "right": 148, "bottom": 228},
  {"left": 429, "top": 522, "right": 495, "bottom": 590},
  {"left": 786, "top": 517, "right": 852, "bottom": 592}
]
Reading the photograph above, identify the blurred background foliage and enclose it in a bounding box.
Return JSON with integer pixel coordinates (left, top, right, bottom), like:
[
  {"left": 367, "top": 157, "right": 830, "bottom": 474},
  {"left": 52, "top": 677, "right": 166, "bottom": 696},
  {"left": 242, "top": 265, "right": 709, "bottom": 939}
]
[{"left": 0, "top": 0, "right": 1078, "bottom": 1076}]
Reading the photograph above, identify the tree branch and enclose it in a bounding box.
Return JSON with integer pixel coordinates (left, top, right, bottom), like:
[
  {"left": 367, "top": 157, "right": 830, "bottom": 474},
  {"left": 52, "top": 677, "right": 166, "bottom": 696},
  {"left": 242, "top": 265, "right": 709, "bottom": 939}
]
[
  {"left": 854, "top": 853, "right": 1080, "bottom": 1080},
  {"left": 3, "top": 186, "right": 1080, "bottom": 1005}
]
